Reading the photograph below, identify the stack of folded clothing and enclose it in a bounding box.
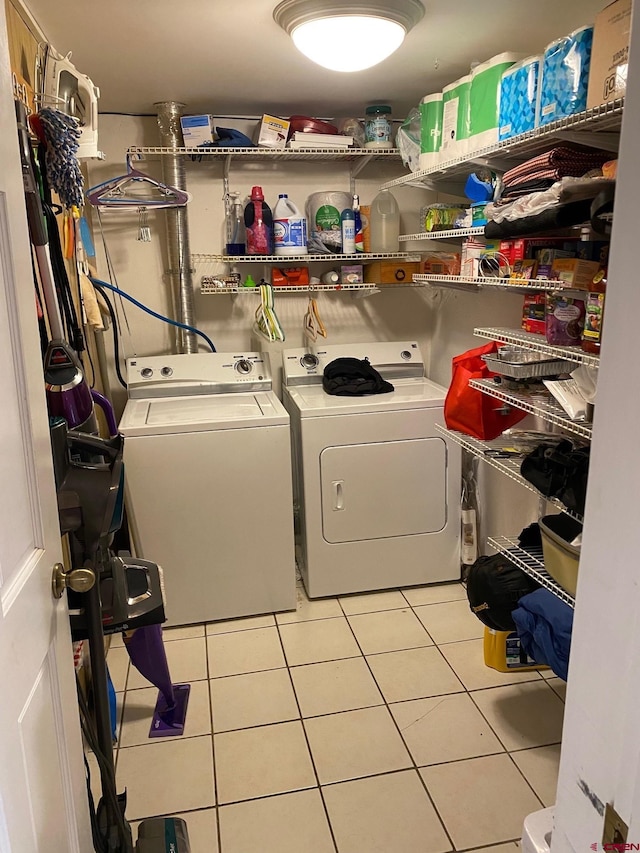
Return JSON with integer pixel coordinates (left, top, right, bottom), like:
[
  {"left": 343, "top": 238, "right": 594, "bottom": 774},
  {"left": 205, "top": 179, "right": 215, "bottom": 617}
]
[{"left": 500, "top": 146, "right": 612, "bottom": 202}]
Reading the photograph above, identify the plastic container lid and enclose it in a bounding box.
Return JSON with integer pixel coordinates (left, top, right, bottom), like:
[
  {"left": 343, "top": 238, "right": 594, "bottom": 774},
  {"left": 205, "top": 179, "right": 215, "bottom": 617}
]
[{"left": 366, "top": 105, "right": 391, "bottom": 115}]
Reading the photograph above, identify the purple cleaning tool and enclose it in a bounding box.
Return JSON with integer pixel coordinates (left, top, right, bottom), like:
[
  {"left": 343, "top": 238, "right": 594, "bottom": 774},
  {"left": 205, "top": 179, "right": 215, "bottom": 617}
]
[{"left": 124, "top": 624, "right": 190, "bottom": 737}]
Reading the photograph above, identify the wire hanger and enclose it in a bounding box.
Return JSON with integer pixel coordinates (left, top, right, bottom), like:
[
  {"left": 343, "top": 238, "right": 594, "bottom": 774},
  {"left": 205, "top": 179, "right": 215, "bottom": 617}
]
[
  {"left": 254, "top": 281, "right": 285, "bottom": 343},
  {"left": 85, "top": 154, "right": 191, "bottom": 209},
  {"left": 304, "top": 296, "right": 327, "bottom": 343}
]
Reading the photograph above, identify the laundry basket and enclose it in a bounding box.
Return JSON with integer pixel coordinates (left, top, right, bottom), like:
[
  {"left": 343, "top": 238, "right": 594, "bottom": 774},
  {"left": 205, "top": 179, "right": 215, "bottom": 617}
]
[{"left": 539, "top": 513, "right": 582, "bottom": 596}]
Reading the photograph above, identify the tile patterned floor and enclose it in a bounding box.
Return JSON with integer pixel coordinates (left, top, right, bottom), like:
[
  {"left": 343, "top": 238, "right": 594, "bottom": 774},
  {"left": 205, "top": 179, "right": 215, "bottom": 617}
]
[{"left": 108, "top": 580, "right": 565, "bottom": 852}]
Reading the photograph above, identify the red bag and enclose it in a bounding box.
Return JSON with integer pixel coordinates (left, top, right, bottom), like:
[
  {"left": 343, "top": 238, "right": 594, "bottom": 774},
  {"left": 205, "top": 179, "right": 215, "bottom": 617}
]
[{"left": 444, "top": 342, "right": 527, "bottom": 440}]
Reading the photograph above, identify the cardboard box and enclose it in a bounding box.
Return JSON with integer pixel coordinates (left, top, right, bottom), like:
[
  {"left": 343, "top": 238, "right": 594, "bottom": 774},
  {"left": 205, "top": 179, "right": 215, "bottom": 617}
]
[
  {"left": 180, "top": 115, "right": 215, "bottom": 146},
  {"left": 522, "top": 294, "right": 546, "bottom": 334},
  {"left": 534, "top": 248, "right": 576, "bottom": 279},
  {"left": 587, "top": 0, "right": 632, "bottom": 108},
  {"left": 341, "top": 264, "right": 364, "bottom": 284},
  {"left": 256, "top": 114, "right": 290, "bottom": 148},
  {"left": 363, "top": 262, "right": 419, "bottom": 284},
  {"left": 420, "top": 253, "right": 461, "bottom": 276},
  {"left": 551, "top": 258, "right": 600, "bottom": 290}
]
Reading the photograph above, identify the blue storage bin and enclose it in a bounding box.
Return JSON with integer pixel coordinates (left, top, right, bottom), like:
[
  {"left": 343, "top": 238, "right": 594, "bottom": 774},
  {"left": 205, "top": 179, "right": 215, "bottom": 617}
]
[
  {"left": 499, "top": 56, "right": 541, "bottom": 141},
  {"left": 539, "top": 26, "right": 593, "bottom": 126}
]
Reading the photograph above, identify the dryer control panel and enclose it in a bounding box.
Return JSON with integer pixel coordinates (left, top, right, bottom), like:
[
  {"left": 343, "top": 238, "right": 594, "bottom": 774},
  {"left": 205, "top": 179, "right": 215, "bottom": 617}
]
[
  {"left": 127, "top": 352, "right": 272, "bottom": 398},
  {"left": 282, "top": 341, "right": 425, "bottom": 386}
]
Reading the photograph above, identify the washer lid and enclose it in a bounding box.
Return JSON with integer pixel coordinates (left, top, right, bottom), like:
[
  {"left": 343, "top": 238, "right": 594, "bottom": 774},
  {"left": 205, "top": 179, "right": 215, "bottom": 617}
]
[
  {"left": 119, "top": 390, "right": 289, "bottom": 435},
  {"left": 285, "top": 377, "right": 447, "bottom": 417}
]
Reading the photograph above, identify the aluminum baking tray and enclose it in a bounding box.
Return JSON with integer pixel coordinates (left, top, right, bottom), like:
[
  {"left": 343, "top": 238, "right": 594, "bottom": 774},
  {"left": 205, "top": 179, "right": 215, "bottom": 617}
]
[{"left": 483, "top": 347, "right": 575, "bottom": 379}]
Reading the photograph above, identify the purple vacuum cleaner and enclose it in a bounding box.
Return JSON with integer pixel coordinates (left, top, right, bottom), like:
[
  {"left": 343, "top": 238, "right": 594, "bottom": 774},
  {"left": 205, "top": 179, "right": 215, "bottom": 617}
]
[{"left": 124, "top": 625, "right": 190, "bottom": 738}]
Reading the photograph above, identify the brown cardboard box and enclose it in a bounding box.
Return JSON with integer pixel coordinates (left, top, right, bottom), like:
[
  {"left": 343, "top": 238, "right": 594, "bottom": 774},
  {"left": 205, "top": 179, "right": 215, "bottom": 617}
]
[
  {"left": 551, "top": 258, "right": 600, "bottom": 290},
  {"left": 364, "top": 262, "right": 420, "bottom": 284},
  {"left": 587, "top": 0, "right": 632, "bottom": 108}
]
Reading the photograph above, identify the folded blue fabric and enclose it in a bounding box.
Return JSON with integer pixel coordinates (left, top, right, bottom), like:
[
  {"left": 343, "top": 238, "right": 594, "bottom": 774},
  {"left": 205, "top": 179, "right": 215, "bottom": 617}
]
[{"left": 512, "top": 588, "right": 573, "bottom": 681}]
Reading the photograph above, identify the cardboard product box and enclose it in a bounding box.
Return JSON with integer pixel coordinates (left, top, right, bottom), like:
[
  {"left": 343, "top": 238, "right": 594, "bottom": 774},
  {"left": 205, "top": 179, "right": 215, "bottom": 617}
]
[
  {"left": 522, "top": 294, "right": 546, "bottom": 334},
  {"left": 511, "top": 237, "right": 572, "bottom": 263},
  {"left": 574, "top": 240, "right": 610, "bottom": 266},
  {"left": 534, "top": 248, "right": 576, "bottom": 278},
  {"left": 551, "top": 258, "right": 600, "bottom": 290},
  {"left": 180, "top": 114, "right": 215, "bottom": 146},
  {"left": 363, "top": 262, "right": 419, "bottom": 284},
  {"left": 256, "top": 114, "right": 290, "bottom": 148},
  {"left": 587, "top": 0, "right": 632, "bottom": 108},
  {"left": 341, "top": 264, "right": 364, "bottom": 284},
  {"left": 420, "top": 253, "right": 461, "bottom": 276}
]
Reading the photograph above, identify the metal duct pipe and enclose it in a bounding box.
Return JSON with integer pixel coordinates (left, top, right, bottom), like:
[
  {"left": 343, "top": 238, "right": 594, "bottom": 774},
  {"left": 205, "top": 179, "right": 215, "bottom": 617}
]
[{"left": 154, "top": 101, "right": 197, "bottom": 354}]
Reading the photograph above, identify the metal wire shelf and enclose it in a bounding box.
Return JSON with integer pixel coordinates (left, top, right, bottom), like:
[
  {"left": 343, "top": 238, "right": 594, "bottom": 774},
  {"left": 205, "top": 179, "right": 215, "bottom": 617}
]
[
  {"left": 400, "top": 227, "right": 486, "bottom": 241},
  {"left": 382, "top": 99, "right": 624, "bottom": 189},
  {"left": 474, "top": 327, "right": 600, "bottom": 369},
  {"left": 199, "top": 281, "right": 425, "bottom": 294},
  {"left": 434, "top": 424, "right": 583, "bottom": 523},
  {"left": 192, "top": 252, "right": 415, "bottom": 264},
  {"left": 488, "top": 536, "right": 575, "bottom": 608},
  {"left": 469, "top": 379, "right": 593, "bottom": 439},
  {"left": 128, "top": 146, "right": 402, "bottom": 162},
  {"left": 415, "top": 274, "right": 570, "bottom": 293}
]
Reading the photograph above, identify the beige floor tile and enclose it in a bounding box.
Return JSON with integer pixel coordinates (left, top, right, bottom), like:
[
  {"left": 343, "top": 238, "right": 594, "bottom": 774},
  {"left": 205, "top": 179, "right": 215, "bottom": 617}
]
[
  {"left": 205, "top": 614, "right": 276, "bottom": 635},
  {"left": 117, "top": 736, "right": 215, "bottom": 820},
  {"left": 323, "top": 770, "right": 451, "bottom": 853},
  {"left": 548, "top": 678, "right": 567, "bottom": 702},
  {"left": 210, "top": 669, "right": 299, "bottom": 732},
  {"left": 207, "top": 627, "right": 285, "bottom": 678},
  {"left": 215, "top": 721, "right": 316, "bottom": 804},
  {"left": 512, "top": 745, "right": 561, "bottom": 807},
  {"left": 366, "top": 647, "right": 464, "bottom": 704},
  {"left": 119, "top": 681, "right": 211, "bottom": 747},
  {"left": 219, "top": 789, "right": 334, "bottom": 853},
  {"left": 304, "top": 706, "right": 412, "bottom": 785},
  {"left": 413, "top": 600, "right": 484, "bottom": 645},
  {"left": 420, "top": 754, "right": 540, "bottom": 849},
  {"left": 339, "top": 590, "right": 408, "bottom": 615},
  {"left": 402, "top": 583, "right": 466, "bottom": 607},
  {"left": 347, "top": 608, "right": 433, "bottom": 655},
  {"left": 132, "top": 809, "right": 218, "bottom": 853},
  {"left": 276, "top": 588, "right": 343, "bottom": 624},
  {"left": 107, "top": 646, "right": 130, "bottom": 692},
  {"left": 439, "top": 639, "right": 544, "bottom": 692},
  {"left": 464, "top": 845, "right": 519, "bottom": 853},
  {"left": 471, "top": 682, "right": 565, "bottom": 751},
  {"left": 163, "top": 624, "right": 206, "bottom": 641},
  {"left": 127, "top": 637, "right": 207, "bottom": 690},
  {"left": 390, "top": 693, "right": 504, "bottom": 766},
  {"left": 279, "top": 617, "right": 360, "bottom": 666},
  {"left": 109, "top": 632, "right": 124, "bottom": 648},
  {"left": 291, "top": 657, "right": 383, "bottom": 717}
]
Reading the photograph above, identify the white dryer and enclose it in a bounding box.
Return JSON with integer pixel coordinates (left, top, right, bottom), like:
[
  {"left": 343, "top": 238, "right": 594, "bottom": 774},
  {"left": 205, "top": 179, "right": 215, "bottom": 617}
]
[
  {"left": 119, "top": 352, "right": 296, "bottom": 626},
  {"left": 282, "top": 341, "right": 461, "bottom": 598}
]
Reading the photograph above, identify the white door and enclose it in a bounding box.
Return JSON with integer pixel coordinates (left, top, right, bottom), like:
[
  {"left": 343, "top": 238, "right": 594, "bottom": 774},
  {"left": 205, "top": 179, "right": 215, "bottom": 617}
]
[{"left": 0, "top": 11, "right": 91, "bottom": 853}]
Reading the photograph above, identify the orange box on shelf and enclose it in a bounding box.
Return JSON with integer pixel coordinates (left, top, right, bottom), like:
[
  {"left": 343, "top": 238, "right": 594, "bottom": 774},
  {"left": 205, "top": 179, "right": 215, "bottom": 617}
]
[
  {"left": 550, "top": 258, "right": 600, "bottom": 290},
  {"left": 364, "top": 261, "right": 420, "bottom": 284},
  {"left": 420, "top": 253, "right": 461, "bottom": 276},
  {"left": 271, "top": 267, "right": 310, "bottom": 286}
]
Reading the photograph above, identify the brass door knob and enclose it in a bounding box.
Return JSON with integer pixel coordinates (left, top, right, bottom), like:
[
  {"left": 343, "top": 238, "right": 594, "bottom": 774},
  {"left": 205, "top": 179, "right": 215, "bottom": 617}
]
[{"left": 52, "top": 562, "right": 96, "bottom": 599}]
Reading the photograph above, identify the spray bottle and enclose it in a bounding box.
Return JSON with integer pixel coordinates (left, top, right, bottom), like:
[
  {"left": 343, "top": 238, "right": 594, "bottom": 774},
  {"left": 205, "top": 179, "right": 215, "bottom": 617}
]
[
  {"left": 244, "top": 186, "right": 273, "bottom": 255},
  {"left": 341, "top": 207, "right": 356, "bottom": 254},
  {"left": 353, "top": 194, "right": 364, "bottom": 253}
]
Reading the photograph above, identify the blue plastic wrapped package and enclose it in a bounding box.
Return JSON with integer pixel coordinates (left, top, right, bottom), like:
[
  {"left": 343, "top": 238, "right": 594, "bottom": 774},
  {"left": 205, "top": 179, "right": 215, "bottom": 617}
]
[
  {"left": 539, "top": 26, "right": 594, "bottom": 126},
  {"left": 499, "top": 56, "right": 541, "bottom": 140}
]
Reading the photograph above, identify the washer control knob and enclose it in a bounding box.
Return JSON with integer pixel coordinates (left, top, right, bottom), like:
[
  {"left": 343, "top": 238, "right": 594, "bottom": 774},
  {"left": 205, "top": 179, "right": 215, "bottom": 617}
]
[
  {"left": 401, "top": 350, "right": 412, "bottom": 360},
  {"left": 161, "top": 366, "right": 173, "bottom": 377},
  {"left": 235, "top": 359, "right": 253, "bottom": 375},
  {"left": 141, "top": 367, "right": 154, "bottom": 378},
  {"left": 301, "top": 353, "right": 319, "bottom": 369}
]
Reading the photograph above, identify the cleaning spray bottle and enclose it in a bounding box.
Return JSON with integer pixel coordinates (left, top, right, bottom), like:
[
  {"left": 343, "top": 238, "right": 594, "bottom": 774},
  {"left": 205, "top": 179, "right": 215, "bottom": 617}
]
[
  {"left": 244, "top": 186, "right": 273, "bottom": 255},
  {"left": 341, "top": 206, "right": 355, "bottom": 254}
]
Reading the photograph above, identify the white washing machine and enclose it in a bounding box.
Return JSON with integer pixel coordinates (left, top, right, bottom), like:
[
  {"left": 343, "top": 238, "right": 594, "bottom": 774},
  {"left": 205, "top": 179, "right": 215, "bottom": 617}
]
[
  {"left": 282, "top": 341, "right": 461, "bottom": 598},
  {"left": 119, "top": 352, "right": 296, "bottom": 625}
]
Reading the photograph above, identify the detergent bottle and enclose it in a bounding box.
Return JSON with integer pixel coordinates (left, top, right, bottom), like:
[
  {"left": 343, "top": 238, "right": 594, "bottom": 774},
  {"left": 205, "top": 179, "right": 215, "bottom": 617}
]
[
  {"left": 273, "top": 193, "right": 308, "bottom": 255},
  {"left": 244, "top": 186, "right": 273, "bottom": 255}
]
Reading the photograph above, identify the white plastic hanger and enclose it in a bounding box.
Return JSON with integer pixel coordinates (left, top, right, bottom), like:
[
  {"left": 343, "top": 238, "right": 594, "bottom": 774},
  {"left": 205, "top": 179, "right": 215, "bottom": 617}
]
[
  {"left": 304, "top": 296, "right": 327, "bottom": 343},
  {"left": 254, "top": 282, "right": 285, "bottom": 342}
]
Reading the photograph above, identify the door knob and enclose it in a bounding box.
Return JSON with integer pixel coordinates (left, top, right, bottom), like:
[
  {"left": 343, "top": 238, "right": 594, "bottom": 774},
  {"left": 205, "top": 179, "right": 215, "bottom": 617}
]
[{"left": 52, "top": 562, "right": 96, "bottom": 599}]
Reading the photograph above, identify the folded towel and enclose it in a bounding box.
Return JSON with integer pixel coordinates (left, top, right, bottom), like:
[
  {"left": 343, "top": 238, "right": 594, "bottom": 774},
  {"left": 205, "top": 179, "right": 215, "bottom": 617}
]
[
  {"left": 503, "top": 147, "right": 611, "bottom": 189},
  {"left": 512, "top": 588, "right": 573, "bottom": 680}
]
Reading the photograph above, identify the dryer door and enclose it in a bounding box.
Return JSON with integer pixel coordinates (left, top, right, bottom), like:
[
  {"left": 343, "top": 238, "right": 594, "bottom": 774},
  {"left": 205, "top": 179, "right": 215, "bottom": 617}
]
[{"left": 320, "top": 438, "right": 447, "bottom": 543}]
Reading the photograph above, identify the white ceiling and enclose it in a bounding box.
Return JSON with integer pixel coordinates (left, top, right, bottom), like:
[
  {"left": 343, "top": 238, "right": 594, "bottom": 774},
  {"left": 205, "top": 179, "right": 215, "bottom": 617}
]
[{"left": 25, "top": 0, "right": 605, "bottom": 119}]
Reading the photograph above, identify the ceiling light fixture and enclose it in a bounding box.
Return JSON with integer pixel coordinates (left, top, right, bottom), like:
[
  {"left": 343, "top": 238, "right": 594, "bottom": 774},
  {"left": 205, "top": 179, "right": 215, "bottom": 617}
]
[{"left": 273, "top": 0, "right": 425, "bottom": 73}]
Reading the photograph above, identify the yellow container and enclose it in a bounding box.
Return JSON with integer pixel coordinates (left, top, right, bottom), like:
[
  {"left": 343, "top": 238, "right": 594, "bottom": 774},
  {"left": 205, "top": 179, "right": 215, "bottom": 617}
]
[{"left": 484, "top": 627, "right": 549, "bottom": 672}]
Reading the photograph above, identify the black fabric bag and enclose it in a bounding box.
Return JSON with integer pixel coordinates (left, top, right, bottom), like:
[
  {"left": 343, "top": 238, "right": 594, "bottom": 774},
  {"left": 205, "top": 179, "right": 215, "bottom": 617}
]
[
  {"left": 520, "top": 440, "right": 590, "bottom": 516},
  {"left": 466, "top": 553, "right": 540, "bottom": 632},
  {"left": 323, "top": 357, "right": 394, "bottom": 396}
]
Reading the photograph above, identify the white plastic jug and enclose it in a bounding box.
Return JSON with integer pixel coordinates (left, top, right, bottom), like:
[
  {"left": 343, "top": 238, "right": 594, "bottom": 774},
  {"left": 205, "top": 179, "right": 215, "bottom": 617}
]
[
  {"left": 273, "top": 194, "right": 308, "bottom": 256},
  {"left": 370, "top": 189, "right": 400, "bottom": 253}
]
